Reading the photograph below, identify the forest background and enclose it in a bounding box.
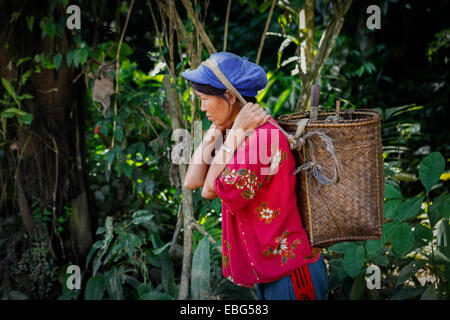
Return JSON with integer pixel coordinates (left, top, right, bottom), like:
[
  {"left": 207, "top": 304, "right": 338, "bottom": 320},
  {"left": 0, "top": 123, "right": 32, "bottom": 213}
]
[{"left": 0, "top": 0, "right": 448, "bottom": 300}]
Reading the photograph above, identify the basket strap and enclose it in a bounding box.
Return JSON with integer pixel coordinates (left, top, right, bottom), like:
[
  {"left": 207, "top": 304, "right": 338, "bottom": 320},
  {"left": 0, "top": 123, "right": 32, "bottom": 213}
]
[
  {"left": 202, "top": 59, "right": 297, "bottom": 146},
  {"left": 201, "top": 59, "right": 340, "bottom": 185}
]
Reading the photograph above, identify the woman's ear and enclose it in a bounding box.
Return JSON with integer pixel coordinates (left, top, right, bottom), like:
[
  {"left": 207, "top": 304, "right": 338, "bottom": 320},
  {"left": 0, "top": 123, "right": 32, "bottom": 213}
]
[{"left": 224, "top": 90, "right": 237, "bottom": 105}]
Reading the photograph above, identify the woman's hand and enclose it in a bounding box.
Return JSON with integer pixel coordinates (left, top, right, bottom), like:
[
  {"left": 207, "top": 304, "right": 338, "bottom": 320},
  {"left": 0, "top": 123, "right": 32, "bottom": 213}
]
[
  {"left": 232, "top": 103, "right": 270, "bottom": 132},
  {"left": 203, "top": 123, "right": 222, "bottom": 143}
]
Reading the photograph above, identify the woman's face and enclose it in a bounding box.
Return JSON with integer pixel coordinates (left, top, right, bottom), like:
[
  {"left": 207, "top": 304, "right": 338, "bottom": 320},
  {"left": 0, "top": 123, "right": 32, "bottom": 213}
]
[{"left": 194, "top": 90, "right": 234, "bottom": 128}]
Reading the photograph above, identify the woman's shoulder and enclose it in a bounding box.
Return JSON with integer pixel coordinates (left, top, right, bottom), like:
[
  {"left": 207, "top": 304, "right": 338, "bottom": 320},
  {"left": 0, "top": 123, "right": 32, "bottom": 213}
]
[{"left": 253, "top": 117, "right": 290, "bottom": 148}]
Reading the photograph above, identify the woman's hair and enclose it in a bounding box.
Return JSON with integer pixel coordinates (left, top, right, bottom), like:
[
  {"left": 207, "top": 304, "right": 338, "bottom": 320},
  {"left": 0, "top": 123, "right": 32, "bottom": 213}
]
[{"left": 191, "top": 82, "right": 257, "bottom": 103}]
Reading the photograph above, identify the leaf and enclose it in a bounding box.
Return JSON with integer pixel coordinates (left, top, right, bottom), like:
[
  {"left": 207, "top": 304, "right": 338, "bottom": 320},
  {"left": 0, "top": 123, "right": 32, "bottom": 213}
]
[
  {"left": 431, "top": 194, "right": 450, "bottom": 219},
  {"left": 393, "top": 196, "right": 424, "bottom": 222},
  {"left": 350, "top": 273, "right": 366, "bottom": 300},
  {"left": 392, "top": 223, "right": 415, "bottom": 256},
  {"left": 66, "top": 50, "right": 73, "bottom": 66},
  {"left": 53, "top": 53, "right": 62, "bottom": 70},
  {"left": 437, "top": 220, "right": 450, "bottom": 247},
  {"left": 385, "top": 183, "right": 403, "bottom": 200},
  {"left": 93, "top": 216, "right": 114, "bottom": 276},
  {"left": 124, "top": 275, "right": 141, "bottom": 290},
  {"left": 85, "top": 240, "right": 102, "bottom": 267},
  {"left": 395, "top": 261, "right": 424, "bottom": 286},
  {"left": 122, "top": 162, "right": 132, "bottom": 178},
  {"left": 328, "top": 241, "right": 358, "bottom": 254},
  {"left": 84, "top": 275, "right": 105, "bottom": 300},
  {"left": 26, "top": 16, "right": 34, "bottom": 31},
  {"left": 152, "top": 242, "right": 170, "bottom": 255},
  {"left": 106, "top": 150, "right": 115, "bottom": 164},
  {"left": 131, "top": 210, "right": 154, "bottom": 225},
  {"left": 291, "top": 0, "right": 306, "bottom": 10},
  {"left": 79, "top": 48, "right": 89, "bottom": 65},
  {"left": 370, "top": 252, "right": 389, "bottom": 267},
  {"left": 104, "top": 269, "right": 123, "bottom": 300},
  {"left": 119, "top": 233, "right": 142, "bottom": 259},
  {"left": 420, "top": 285, "right": 438, "bottom": 300},
  {"left": 419, "top": 152, "right": 445, "bottom": 193},
  {"left": 342, "top": 245, "right": 365, "bottom": 278},
  {"left": 18, "top": 112, "right": 33, "bottom": 124},
  {"left": 142, "top": 176, "right": 155, "bottom": 195},
  {"left": 384, "top": 104, "right": 422, "bottom": 120},
  {"left": 114, "top": 126, "right": 123, "bottom": 143},
  {"left": 384, "top": 199, "right": 402, "bottom": 219},
  {"left": 414, "top": 223, "right": 433, "bottom": 241},
  {"left": 382, "top": 221, "right": 399, "bottom": 243},
  {"left": 435, "top": 246, "right": 450, "bottom": 263},
  {"left": 273, "top": 88, "right": 291, "bottom": 115},
  {"left": 391, "top": 287, "right": 425, "bottom": 300},
  {"left": 151, "top": 234, "right": 177, "bottom": 297},
  {"left": 365, "top": 239, "right": 384, "bottom": 254},
  {"left": 259, "top": 1, "right": 272, "bottom": 13},
  {"left": 191, "top": 236, "right": 211, "bottom": 299},
  {"left": 1, "top": 77, "right": 21, "bottom": 108},
  {"left": 137, "top": 282, "right": 153, "bottom": 298},
  {"left": 277, "top": 38, "right": 293, "bottom": 68},
  {"left": 73, "top": 49, "right": 80, "bottom": 68},
  {"left": 1, "top": 107, "right": 33, "bottom": 124}
]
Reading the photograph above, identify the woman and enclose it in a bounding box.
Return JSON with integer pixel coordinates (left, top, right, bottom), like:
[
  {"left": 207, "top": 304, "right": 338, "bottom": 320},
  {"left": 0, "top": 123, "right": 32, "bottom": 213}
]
[{"left": 182, "top": 52, "right": 328, "bottom": 300}]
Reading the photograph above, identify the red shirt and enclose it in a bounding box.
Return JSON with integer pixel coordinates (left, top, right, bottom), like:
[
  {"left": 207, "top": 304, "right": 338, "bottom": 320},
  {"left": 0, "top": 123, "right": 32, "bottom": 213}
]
[{"left": 214, "top": 119, "right": 320, "bottom": 286}]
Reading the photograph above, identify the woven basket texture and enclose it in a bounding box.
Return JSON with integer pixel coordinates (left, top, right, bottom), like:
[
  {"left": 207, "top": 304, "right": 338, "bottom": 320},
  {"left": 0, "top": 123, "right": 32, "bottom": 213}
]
[{"left": 278, "top": 109, "right": 385, "bottom": 247}]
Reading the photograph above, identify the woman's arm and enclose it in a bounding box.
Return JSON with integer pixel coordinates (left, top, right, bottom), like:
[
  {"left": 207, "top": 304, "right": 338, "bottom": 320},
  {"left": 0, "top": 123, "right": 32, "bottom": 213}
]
[
  {"left": 201, "top": 103, "right": 269, "bottom": 199},
  {"left": 183, "top": 124, "right": 223, "bottom": 190},
  {"left": 201, "top": 128, "right": 246, "bottom": 199}
]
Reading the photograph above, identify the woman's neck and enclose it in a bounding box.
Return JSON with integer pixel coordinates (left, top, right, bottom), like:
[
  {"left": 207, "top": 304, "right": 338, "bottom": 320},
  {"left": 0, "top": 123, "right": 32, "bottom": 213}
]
[{"left": 224, "top": 102, "right": 244, "bottom": 128}]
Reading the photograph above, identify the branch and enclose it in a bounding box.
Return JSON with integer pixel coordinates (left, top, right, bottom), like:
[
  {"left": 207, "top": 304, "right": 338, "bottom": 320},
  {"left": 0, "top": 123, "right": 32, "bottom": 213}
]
[
  {"left": 181, "top": 0, "right": 216, "bottom": 54},
  {"left": 295, "top": 0, "right": 353, "bottom": 111},
  {"left": 110, "top": 0, "right": 134, "bottom": 155},
  {"left": 169, "top": 204, "right": 183, "bottom": 257},
  {"left": 223, "top": 0, "right": 232, "bottom": 51},
  {"left": 163, "top": 75, "right": 195, "bottom": 300},
  {"left": 191, "top": 219, "right": 222, "bottom": 254},
  {"left": 256, "top": 0, "right": 276, "bottom": 65}
]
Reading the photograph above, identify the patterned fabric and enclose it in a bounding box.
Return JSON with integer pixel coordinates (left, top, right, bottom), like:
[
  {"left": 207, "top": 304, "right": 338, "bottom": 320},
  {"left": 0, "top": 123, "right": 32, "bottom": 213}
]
[
  {"left": 290, "top": 264, "right": 315, "bottom": 300},
  {"left": 256, "top": 256, "right": 328, "bottom": 300},
  {"left": 214, "top": 118, "right": 320, "bottom": 286}
]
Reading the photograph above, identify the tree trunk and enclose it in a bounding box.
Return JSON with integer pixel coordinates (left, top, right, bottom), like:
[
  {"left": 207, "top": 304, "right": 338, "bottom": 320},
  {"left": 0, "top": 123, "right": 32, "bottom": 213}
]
[
  {"left": 296, "top": 0, "right": 353, "bottom": 111},
  {"left": 0, "top": 0, "right": 94, "bottom": 264},
  {"left": 162, "top": 75, "right": 195, "bottom": 300}
]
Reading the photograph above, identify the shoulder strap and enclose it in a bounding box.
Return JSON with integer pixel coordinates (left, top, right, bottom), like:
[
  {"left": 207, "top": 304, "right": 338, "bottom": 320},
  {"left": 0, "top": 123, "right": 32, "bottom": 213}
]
[{"left": 201, "top": 59, "right": 292, "bottom": 136}]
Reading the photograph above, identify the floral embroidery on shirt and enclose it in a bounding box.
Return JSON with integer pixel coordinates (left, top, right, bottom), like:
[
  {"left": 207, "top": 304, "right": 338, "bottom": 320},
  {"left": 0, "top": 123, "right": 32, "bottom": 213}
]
[
  {"left": 263, "top": 147, "right": 287, "bottom": 178},
  {"left": 222, "top": 167, "right": 239, "bottom": 184},
  {"left": 221, "top": 167, "right": 262, "bottom": 199},
  {"left": 234, "top": 169, "right": 261, "bottom": 199},
  {"left": 269, "top": 148, "right": 287, "bottom": 172},
  {"left": 263, "top": 231, "right": 302, "bottom": 266},
  {"left": 255, "top": 202, "right": 280, "bottom": 224}
]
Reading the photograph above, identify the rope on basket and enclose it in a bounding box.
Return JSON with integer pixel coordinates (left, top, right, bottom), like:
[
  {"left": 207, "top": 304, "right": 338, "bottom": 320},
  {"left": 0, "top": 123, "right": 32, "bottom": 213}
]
[
  {"left": 291, "top": 124, "right": 341, "bottom": 185},
  {"left": 201, "top": 59, "right": 340, "bottom": 185}
]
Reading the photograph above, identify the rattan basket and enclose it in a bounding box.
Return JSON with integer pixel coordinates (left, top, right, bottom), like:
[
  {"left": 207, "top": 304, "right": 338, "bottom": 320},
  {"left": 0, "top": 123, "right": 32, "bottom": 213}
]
[{"left": 278, "top": 109, "right": 384, "bottom": 248}]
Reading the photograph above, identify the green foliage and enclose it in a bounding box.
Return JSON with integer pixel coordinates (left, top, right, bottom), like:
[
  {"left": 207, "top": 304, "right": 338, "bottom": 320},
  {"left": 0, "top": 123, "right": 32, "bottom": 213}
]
[
  {"left": 326, "top": 152, "right": 449, "bottom": 300},
  {"left": 1, "top": 0, "right": 448, "bottom": 302},
  {"left": 419, "top": 152, "right": 446, "bottom": 193},
  {"left": 83, "top": 209, "right": 177, "bottom": 300},
  {"left": 191, "top": 236, "right": 211, "bottom": 299}
]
